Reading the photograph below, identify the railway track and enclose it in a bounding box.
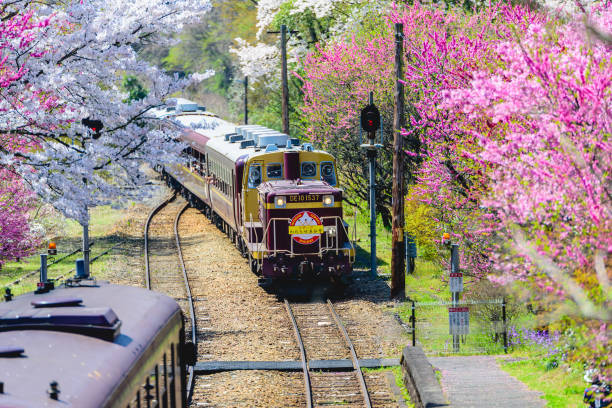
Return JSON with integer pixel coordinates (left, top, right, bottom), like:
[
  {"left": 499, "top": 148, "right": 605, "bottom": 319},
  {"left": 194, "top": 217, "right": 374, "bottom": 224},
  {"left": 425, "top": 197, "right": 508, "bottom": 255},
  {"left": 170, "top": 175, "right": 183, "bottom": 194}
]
[
  {"left": 144, "top": 194, "right": 197, "bottom": 402},
  {"left": 285, "top": 299, "right": 373, "bottom": 408}
]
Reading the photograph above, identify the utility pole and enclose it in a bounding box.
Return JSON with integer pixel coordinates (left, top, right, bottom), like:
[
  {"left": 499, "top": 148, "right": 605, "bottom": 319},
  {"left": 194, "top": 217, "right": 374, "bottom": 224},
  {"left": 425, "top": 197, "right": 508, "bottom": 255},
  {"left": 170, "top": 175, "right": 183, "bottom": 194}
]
[
  {"left": 267, "top": 25, "right": 296, "bottom": 135},
  {"left": 280, "top": 24, "right": 289, "bottom": 134},
  {"left": 391, "top": 23, "right": 405, "bottom": 300},
  {"left": 244, "top": 76, "right": 249, "bottom": 125}
]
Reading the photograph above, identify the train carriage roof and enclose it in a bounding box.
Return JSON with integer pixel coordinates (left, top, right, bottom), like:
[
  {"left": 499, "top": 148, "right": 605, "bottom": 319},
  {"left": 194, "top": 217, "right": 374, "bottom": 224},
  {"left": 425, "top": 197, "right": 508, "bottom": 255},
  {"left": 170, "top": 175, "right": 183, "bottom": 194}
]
[
  {"left": 162, "top": 99, "right": 333, "bottom": 164},
  {"left": 0, "top": 283, "right": 181, "bottom": 407}
]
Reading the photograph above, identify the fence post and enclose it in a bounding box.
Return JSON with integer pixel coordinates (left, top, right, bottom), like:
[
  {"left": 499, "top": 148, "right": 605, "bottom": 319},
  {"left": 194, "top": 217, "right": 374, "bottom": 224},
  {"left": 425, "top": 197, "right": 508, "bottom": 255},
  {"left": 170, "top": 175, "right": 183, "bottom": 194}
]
[
  {"left": 502, "top": 297, "right": 508, "bottom": 354},
  {"left": 411, "top": 301, "right": 416, "bottom": 347},
  {"left": 451, "top": 244, "right": 460, "bottom": 352}
]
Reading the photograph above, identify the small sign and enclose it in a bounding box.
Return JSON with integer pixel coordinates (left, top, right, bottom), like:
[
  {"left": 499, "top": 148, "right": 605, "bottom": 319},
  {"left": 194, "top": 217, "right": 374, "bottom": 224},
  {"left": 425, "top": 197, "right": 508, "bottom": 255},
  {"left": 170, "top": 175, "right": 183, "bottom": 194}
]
[
  {"left": 288, "top": 225, "right": 324, "bottom": 235},
  {"left": 406, "top": 235, "right": 417, "bottom": 258},
  {"left": 449, "top": 307, "right": 469, "bottom": 335},
  {"left": 449, "top": 272, "right": 463, "bottom": 292},
  {"left": 289, "top": 211, "right": 323, "bottom": 245}
]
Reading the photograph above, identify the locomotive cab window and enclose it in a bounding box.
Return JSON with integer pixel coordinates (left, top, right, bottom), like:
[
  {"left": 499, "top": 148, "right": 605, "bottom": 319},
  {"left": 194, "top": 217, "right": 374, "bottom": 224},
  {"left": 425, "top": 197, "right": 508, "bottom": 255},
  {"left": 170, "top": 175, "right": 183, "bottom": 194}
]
[
  {"left": 301, "top": 162, "right": 317, "bottom": 178},
  {"left": 248, "top": 164, "right": 262, "bottom": 188},
  {"left": 320, "top": 161, "right": 336, "bottom": 186},
  {"left": 266, "top": 163, "right": 282, "bottom": 179}
]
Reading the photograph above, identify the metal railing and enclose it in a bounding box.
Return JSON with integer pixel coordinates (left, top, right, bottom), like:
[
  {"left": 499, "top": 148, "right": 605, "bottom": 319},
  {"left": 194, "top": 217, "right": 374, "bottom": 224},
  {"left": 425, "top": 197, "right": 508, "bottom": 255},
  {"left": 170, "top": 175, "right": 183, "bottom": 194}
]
[
  {"left": 241, "top": 210, "right": 357, "bottom": 272},
  {"left": 261, "top": 216, "right": 354, "bottom": 257}
]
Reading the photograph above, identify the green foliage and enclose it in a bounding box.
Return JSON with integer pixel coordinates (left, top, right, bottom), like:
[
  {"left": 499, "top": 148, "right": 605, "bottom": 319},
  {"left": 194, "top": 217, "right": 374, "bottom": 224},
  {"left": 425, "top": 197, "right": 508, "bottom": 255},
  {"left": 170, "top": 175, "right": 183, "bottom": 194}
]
[
  {"left": 143, "top": 0, "right": 257, "bottom": 107},
  {"left": 271, "top": 0, "right": 334, "bottom": 45},
  {"left": 499, "top": 356, "right": 585, "bottom": 408},
  {"left": 122, "top": 75, "right": 148, "bottom": 103},
  {"left": 404, "top": 186, "right": 439, "bottom": 261}
]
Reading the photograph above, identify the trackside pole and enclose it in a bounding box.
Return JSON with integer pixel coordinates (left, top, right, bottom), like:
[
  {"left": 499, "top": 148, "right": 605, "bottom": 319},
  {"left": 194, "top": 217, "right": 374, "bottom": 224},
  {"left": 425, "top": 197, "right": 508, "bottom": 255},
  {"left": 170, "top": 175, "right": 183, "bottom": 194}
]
[
  {"left": 369, "top": 155, "right": 377, "bottom": 276},
  {"left": 39, "top": 254, "right": 48, "bottom": 284},
  {"left": 360, "top": 91, "right": 380, "bottom": 278},
  {"left": 244, "top": 76, "right": 249, "bottom": 125},
  {"left": 83, "top": 221, "right": 90, "bottom": 278},
  {"left": 368, "top": 92, "right": 377, "bottom": 278},
  {"left": 368, "top": 150, "right": 376, "bottom": 277}
]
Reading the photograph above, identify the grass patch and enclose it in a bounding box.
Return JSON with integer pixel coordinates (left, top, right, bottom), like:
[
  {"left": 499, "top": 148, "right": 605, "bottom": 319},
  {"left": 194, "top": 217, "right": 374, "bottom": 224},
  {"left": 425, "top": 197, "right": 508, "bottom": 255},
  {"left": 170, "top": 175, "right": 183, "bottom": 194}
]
[
  {"left": 344, "top": 208, "right": 392, "bottom": 275},
  {"left": 362, "top": 366, "right": 415, "bottom": 407},
  {"left": 498, "top": 355, "right": 585, "bottom": 408},
  {"left": 2, "top": 205, "right": 129, "bottom": 295}
]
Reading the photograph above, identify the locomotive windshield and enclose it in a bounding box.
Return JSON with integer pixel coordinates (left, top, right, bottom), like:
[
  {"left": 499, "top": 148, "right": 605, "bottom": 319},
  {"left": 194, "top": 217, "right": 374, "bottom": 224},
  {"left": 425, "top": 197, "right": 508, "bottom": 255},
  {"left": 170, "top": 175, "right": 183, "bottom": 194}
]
[
  {"left": 266, "top": 163, "right": 282, "bottom": 179},
  {"left": 301, "top": 162, "right": 316, "bottom": 178},
  {"left": 320, "top": 162, "right": 336, "bottom": 185},
  {"left": 248, "top": 164, "right": 262, "bottom": 188}
]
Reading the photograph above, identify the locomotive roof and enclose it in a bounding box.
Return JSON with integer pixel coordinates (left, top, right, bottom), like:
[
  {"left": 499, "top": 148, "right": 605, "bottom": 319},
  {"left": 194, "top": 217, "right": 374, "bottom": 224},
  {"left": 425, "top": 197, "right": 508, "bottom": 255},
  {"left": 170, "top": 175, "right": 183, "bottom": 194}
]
[
  {"left": 0, "top": 283, "right": 180, "bottom": 407},
  {"left": 257, "top": 179, "right": 340, "bottom": 194}
]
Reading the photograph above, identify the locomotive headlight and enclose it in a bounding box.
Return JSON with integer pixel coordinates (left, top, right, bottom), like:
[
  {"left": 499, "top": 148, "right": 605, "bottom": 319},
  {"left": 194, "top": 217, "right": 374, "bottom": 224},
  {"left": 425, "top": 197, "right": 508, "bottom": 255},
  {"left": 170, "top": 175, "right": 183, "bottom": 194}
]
[
  {"left": 275, "top": 196, "right": 287, "bottom": 208},
  {"left": 322, "top": 195, "right": 334, "bottom": 207}
]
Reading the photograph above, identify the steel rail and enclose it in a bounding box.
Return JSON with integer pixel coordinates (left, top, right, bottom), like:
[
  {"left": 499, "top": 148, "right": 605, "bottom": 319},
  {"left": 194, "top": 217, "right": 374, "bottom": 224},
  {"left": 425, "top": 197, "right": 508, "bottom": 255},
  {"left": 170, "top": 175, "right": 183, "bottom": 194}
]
[
  {"left": 144, "top": 193, "right": 175, "bottom": 290},
  {"left": 284, "top": 299, "right": 313, "bottom": 408},
  {"left": 144, "top": 194, "right": 197, "bottom": 403},
  {"left": 327, "top": 299, "right": 372, "bottom": 408},
  {"left": 173, "top": 202, "right": 197, "bottom": 402}
]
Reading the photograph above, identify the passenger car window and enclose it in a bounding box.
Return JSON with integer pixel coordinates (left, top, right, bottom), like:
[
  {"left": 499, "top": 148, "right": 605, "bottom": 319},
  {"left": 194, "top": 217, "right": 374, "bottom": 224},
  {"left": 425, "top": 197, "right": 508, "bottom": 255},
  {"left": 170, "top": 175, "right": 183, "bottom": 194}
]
[
  {"left": 301, "top": 162, "right": 316, "bottom": 178},
  {"left": 248, "top": 164, "right": 262, "bottom": 188},
  {"left": 320, "top": 162, "right": 336, "bottom": 185},
  {"left": 267, "top": 163, "right": 282, "bottom": 179}
]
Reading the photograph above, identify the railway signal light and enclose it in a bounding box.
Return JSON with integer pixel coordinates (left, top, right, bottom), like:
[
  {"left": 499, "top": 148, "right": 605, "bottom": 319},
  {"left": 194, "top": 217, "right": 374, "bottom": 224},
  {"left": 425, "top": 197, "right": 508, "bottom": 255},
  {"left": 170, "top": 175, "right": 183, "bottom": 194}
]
[
  {"left": 81, "top": 117, "right": 104, "bottom": 139},
  {"left": 48, "top": 241, "right": 57, "bottom": 256},
  {"left": 360, "top": 104, "right": 380, "bottom": 136}
]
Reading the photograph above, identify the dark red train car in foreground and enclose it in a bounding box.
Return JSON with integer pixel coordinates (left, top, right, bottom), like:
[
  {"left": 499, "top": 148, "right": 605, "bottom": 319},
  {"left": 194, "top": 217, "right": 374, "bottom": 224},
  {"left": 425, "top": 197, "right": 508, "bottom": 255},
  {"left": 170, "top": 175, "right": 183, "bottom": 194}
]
[{"left": 0, "top": 282, "right": 191, "bottom": 407}]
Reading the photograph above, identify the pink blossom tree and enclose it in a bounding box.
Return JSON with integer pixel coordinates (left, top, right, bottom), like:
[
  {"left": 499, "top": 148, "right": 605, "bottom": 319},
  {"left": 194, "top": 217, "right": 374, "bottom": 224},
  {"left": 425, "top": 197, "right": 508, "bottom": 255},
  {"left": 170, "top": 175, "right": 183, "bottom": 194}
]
[
  {"left": 300, "top": 1, "right": 610, "bottom": 374},
  {"left": 0, "top": 8, "right": 50, "bottom": 264},
  {"left": 0, "top": 168, "right": 39, "bottom": 264},
  {"left": 440, "top": 3, "right": 611, "bottom": 375}
]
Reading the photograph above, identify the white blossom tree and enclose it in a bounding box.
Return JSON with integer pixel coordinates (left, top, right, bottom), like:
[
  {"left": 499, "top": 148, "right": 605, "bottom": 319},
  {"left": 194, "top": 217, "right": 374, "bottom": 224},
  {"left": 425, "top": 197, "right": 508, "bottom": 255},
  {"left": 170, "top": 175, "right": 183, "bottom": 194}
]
[
  {"left": 1, "top": 0, "right": 213, "bottom": 225},
  {"left": 231, "top": 0, "right": 389, "bottom": 82}
]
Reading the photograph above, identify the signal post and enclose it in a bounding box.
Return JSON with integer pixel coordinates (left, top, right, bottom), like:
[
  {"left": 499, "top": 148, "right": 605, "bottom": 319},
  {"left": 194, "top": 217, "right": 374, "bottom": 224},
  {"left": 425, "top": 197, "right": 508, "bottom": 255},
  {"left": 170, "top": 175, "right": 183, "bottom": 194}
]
[{"left": 360, "top": 92, "right": 381, "bottom": 278}]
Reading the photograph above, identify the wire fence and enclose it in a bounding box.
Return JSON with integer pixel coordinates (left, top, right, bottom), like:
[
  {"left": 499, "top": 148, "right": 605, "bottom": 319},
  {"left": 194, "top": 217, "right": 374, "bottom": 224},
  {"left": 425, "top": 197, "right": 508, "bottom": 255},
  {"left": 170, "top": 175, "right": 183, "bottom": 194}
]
[
  {"left": 404, "top": 298, "right": 509, "bottom": 355},
  {"left": 4, "top": 242, "right": 121, "bottom": 298}
]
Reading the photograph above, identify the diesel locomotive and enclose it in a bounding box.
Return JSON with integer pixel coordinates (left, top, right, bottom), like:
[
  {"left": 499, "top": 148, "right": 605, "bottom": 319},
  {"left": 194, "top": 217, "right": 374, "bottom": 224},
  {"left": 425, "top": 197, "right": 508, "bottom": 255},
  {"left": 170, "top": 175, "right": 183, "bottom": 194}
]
[
  {"left": 0, "top": 281, "right": 193, "bottom": 407},
  {"left": 159, "top": 99, "right": 355, "bottom": 283}
]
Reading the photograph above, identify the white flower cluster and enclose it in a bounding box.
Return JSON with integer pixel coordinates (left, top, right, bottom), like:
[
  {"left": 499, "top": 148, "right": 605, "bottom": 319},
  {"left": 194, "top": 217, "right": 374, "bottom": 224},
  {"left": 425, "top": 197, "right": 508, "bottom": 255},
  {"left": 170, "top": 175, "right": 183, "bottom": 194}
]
[
  {"left": 232, "top": 0, "right": 390, "bottom": 82},
  {"left": 231, "top": 38, "right": 280, "bottom": 81},
  {"left": 290, "top": 0, "right": 341, "bottom": 19},
  {"left": 2, "top": 0, "right": 213, "bottom": 224}
]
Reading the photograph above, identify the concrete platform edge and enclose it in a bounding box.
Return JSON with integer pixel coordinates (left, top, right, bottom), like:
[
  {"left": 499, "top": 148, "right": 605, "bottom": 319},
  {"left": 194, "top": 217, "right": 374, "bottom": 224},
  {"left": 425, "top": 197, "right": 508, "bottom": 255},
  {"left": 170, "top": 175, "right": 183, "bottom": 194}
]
[{"left": 401, "top": 346, "right": 450, "bottom": 408}]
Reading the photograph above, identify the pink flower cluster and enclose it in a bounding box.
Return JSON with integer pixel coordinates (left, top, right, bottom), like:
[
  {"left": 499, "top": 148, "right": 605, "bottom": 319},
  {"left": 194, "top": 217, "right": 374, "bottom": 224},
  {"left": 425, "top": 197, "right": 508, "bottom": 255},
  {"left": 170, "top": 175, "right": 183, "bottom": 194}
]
[
  {"left": 300, "top": 2, "right": 610, "bottom": 321},
  {"left": 0, "top": 8, "right": 50, "bottom": 263}
]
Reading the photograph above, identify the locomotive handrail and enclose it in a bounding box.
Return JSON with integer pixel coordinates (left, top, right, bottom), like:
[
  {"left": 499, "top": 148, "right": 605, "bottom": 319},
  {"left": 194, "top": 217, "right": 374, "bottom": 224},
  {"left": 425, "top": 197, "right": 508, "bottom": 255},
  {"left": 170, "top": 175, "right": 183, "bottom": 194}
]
[{"left": 256, "top": 215, "right": 355, "bottom": 270}]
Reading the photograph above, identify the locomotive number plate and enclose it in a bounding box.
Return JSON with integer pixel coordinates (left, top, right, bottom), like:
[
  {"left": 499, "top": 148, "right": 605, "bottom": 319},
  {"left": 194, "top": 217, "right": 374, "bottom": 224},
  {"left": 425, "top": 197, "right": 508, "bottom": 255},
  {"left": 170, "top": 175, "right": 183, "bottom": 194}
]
[{"left": 288, "top": 194, "right": 320, "bottom": 202}]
